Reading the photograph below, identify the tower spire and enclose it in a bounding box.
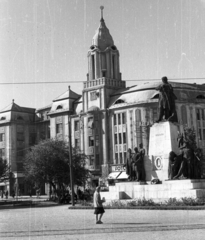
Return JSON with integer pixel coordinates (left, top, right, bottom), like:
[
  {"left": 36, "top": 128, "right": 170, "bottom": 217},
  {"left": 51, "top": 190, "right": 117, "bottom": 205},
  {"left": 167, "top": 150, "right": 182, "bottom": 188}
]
[{"left": 100, "top": 6, "right": 104, "bottom": 19}]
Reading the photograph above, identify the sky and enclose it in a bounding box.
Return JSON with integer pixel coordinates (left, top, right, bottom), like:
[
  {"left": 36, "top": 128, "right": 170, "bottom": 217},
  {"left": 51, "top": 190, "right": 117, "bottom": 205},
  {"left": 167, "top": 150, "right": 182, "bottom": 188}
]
[{"left": 1, "top": 0, "right": 205, "bottom": 111}]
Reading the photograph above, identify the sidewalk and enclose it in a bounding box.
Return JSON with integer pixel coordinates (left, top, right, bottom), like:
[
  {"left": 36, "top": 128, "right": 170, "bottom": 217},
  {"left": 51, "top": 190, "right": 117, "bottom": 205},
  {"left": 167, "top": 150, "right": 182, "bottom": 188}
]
[{"left": 0, "top": 195, "right": 49, "bottom": 205}]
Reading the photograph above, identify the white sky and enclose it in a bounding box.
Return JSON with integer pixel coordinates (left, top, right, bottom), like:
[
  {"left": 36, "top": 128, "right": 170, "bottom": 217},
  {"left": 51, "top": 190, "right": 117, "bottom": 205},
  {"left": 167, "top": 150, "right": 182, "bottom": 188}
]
[{"left": 1, "top": 0, "right": 205, "bottom": 110}]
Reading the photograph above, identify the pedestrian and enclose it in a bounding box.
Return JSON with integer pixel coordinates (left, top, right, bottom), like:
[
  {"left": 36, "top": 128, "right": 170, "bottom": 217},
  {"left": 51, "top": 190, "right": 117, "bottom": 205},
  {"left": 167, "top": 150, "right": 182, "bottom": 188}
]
[
  {"left": 93, "top": 186, "right": 105, "bottom": 224},
  {"left": 36, "top": 189, "right": 40, "bottom": 198},
  {"left": 12, "top": 190, "right": 15, "bottom": 198},
  {"left": 1, "top": 190, "right": 4, "bottom": 199},
  {"left": 5, "top": 190, "right": 8, "bottom": 199},
  {"left": 29, "top": 189, "right": 32, "bottom": 198}
]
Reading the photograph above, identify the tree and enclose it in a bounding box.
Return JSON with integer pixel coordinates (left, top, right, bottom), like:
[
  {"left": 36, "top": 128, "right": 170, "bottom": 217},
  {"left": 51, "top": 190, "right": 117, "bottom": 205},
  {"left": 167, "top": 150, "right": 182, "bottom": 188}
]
[
  {"left": 24, "top": 139, "right": 89, "bottom": 198},
  {"left": 0, "top": 158, "right": 10, "bottom": 183}
]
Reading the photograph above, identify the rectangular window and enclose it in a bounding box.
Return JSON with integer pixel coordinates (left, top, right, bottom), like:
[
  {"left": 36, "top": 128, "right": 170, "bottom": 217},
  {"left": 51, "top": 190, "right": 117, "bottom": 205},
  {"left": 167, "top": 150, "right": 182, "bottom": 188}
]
[
  {"left": 75, "top": 139, "right": 80, "bottom": 149},
  {"left": 124, "top": 152, "right": 127, "bottom": 163},
  {"left": 114, "top": 114, "right": 117, "bottom": 125},
  {"left": 119, "top": 153, "right": 123, "bottom": 164},
  {"left": 122, "top": 112, "right": 126, "bottom": 124},
  {"left": 119, "top": 133, "right": 122, "bottom": 144},
  {"left": 96, "top": 154, "right": 100, "bottom": 166},
  {"left": 118, "top": 114, "right": 121, "bottom": 125},
  {"left": 89, "top": 136, "right": 94, "bottom": 147},
  {"left": 90, "top": 156, "right": 94, "bottom": 166},
  {"left": 40, "top": 132, "right": 46, "bottom": 140},
  {"left": 29, "top": 133, "right": 36, "bottom": 145},
  {"left": 17, "top": 149, "right": 24, "bottom": 157},
  {"left": 115, "top": 153, "right": 118, "bottom": 164},
  {"left": 0, "top": 133, "right": 5, "bottom": 142},
  {"left": 0, "top": 149, "right": 5, "bottom": 158},
  {"left": 203, "top": 129, "right": 205, "bottom": 141},
  {"left": 197, "top": 109, "right": 200, "bottom": 120},
  {"left": 17, "top": 133, "right": 24, "bottom": 141},
  {"left": 123, "top": 132, "right": 126, "bottom": 144},
  {"left": 202, "top": 109, "right": 205, "bottom": 120},
  {"left": 56, "top": 123, "right": 63, "bottom": 134},
  {"left": 199, "top": 128, "right": 202, "bottom": 140},
  {"left": 95, "top": 135, "right": 99, "bottom": 146},
  {"left": 74, "top": 121, "right": 80, "bottom": 131},
  {"left": 114, "top": 134, "right": 118, "bottom": 144}
]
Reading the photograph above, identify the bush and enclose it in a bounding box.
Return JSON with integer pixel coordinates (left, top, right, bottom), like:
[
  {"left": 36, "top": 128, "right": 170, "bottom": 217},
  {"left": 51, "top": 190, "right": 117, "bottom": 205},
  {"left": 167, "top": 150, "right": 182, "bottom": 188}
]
[{"left": 105, "top": 197, "right": 205, "bottom": 208}]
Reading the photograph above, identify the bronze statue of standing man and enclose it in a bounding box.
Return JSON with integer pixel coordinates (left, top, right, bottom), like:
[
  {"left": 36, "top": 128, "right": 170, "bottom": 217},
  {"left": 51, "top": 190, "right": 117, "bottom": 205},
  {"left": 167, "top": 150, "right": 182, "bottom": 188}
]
[{"left": 155, "top": 76, "right": 178, "bottom": 123}]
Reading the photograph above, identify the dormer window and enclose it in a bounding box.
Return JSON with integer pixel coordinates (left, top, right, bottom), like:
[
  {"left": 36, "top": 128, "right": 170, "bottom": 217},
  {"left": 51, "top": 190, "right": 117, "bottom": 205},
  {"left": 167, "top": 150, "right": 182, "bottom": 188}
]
[
  {"left": 90, "top": 45, "right": 96, "bottom": 50},
  {"left": 151, "top": 93, "right": 159, "bottom": 99},
  {"left": 56, "top": 105, "right": 63, "bottom": 110},
  {"left": 17, "top": 116, "right": 24, "bottom": 121},
  {"left": 196, "top": 95, "right": 205, "bottom": 99},
  {"left": 114, "top": 99, "right": 125, "bottom": 104},
  {"left": 0, "top": 117, "right": 6, "bottom": 120}
]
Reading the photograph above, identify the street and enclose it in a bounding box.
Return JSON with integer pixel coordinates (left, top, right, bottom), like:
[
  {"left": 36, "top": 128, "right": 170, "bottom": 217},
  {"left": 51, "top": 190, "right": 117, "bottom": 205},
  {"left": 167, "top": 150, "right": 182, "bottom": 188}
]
[{"left": 1, "top": 203, "right": 205, "bottom": 240}]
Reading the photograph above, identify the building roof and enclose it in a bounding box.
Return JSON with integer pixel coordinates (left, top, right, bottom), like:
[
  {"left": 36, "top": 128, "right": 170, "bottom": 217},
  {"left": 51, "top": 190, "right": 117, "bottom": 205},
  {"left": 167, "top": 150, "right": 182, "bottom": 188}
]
[
  {"left": 0, "top": 100, "right": 35, "bottom": 114},
  {"left": 53, "top": 86, "right": 81, "bottom": 102},
  {"left": 92, "top": 17, "right": 114, "bottom": 51},
  {"left": 108, "top": 81, "right": 205, "bottom": 108}
]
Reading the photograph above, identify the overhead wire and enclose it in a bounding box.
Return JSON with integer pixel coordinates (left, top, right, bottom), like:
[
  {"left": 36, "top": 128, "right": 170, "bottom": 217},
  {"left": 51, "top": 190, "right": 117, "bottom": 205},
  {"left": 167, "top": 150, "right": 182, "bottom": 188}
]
[{"left": 0, "top": 77, "right": 205, "bottom": 85}]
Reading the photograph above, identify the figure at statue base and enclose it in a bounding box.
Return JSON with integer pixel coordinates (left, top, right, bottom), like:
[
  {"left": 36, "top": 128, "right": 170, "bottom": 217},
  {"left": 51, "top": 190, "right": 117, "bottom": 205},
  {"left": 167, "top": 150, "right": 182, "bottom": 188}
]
[
  {"left": 124, "top": 144, "right": 146, "bottom": 182},
  {"left": 168, "top": 131, "right": 201, "bottom": 180}
]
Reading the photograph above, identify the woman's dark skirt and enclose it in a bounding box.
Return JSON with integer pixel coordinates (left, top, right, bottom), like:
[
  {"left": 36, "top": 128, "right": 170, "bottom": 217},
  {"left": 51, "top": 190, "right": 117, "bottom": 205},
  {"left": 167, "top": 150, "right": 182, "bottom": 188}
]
[{"left": 94, "top": 207, "right": 105, "bottom": 215}]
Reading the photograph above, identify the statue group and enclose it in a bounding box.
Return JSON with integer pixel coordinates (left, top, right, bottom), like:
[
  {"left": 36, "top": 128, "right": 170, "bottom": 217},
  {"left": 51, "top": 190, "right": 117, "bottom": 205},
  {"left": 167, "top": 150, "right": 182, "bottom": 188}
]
[
  {"left": 155, "top": 76, "right": 202, "bottom": 180},
  {"left": 168, "top": 132, "right": 201, "bottom": 180},
  {"left": 124, "top": 143, "right": 146, "bottom": 182}
]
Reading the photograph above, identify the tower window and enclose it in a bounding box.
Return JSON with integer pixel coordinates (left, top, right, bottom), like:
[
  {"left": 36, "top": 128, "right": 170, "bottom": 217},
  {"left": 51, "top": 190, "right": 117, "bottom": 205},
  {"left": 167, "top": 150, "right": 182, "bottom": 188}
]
[
  {"left": 112, "top": 55, "right": 115, "bottom": 79},
  {"left": 92, "top": 55, "right": 95, "bottom": 79}
]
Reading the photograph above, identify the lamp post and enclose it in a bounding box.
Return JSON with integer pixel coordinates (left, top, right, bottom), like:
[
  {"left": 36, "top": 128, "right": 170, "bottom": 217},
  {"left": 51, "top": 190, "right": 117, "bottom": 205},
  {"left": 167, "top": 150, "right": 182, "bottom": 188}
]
[{"left": 68, "top": 115, "right": 75, "bottom": 206}]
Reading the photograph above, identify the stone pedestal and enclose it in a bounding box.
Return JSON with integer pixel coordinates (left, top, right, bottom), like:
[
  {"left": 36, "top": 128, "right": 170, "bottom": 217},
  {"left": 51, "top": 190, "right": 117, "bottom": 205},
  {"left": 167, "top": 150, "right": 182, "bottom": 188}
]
[
  {"left": 100, "top": 179, "right": 205, "bottom": 202},
  {"left": 147, "top": 121, "right": 180, "bottom": 181}
]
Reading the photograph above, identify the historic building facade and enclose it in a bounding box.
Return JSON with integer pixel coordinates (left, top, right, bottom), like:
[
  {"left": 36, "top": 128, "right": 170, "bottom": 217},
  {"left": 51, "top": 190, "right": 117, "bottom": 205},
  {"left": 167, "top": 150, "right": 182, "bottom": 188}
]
[{"left": 1, "top": 12, "right": 205, "bottom": 194}]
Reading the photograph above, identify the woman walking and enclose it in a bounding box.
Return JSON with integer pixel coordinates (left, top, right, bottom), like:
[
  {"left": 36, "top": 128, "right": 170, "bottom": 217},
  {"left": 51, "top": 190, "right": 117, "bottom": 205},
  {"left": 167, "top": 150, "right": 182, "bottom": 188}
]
[{"left": 93, "top": 186, "right": 105, "bottom": 224}]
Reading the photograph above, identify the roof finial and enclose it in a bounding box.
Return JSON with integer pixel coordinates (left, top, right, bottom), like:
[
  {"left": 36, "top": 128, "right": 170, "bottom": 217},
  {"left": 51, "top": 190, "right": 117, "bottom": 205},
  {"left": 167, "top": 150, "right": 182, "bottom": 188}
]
[
  {"left": 100, "top": 6, "right": 104, "bottom": 19},
  {"left": 12, "top": 99, "right": 14, "bottom": 104}
]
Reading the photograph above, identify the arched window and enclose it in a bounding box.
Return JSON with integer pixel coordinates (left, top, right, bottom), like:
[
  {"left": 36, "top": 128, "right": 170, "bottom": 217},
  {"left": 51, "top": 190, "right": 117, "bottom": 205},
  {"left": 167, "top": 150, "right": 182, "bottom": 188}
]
[
  {"left": 151, "top": 93, "right": 159, "bottom": 99},
  {"left": 56, "top": 105, "right": 63, "bottom": 110},
  {"left": 114, "top": 99, "right": 125, "bottom": 104},
  {"left": 196, "top": 95, "right": 205, "bottom": 99}
]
